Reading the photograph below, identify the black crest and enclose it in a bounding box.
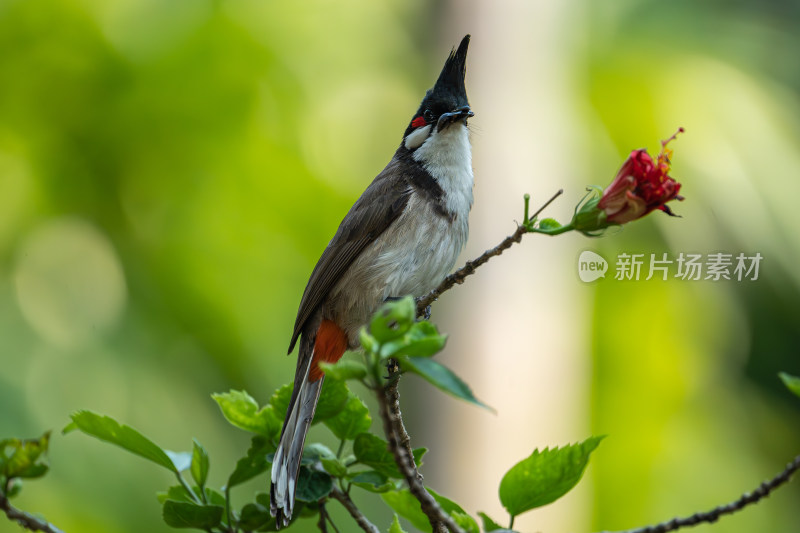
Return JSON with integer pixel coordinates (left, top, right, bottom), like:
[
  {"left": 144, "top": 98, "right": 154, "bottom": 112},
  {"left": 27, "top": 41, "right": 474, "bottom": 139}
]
[
  {"left": 412, "top": 34, "right": 470, "bottom": 121},
  {"left": 431, "top": 34, "right": 470, "bottom": 108}
]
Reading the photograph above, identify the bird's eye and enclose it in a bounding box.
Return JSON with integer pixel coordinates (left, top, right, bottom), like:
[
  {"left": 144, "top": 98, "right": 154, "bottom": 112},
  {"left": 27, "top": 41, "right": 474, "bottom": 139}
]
[{"left": 423, "top": 109, "right": 435, "bottom": 123}]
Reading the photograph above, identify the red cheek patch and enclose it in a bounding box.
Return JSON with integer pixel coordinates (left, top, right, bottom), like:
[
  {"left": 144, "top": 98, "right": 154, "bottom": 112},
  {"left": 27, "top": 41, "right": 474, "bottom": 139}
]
[{"left": 411, "top": 116, "right": 426, "bottom": 129}]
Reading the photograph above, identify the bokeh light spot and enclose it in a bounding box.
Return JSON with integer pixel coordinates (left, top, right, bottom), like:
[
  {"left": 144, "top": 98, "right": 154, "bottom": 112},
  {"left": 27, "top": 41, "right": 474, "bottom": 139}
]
[{"left": 13, "top": 217, "right": 128, "bottom": 349}]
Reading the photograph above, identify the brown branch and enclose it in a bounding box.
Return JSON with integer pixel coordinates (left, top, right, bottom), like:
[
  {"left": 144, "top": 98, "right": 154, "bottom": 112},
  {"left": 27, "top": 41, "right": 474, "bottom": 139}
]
[
  {"left": 386, "top": 360, "right": 423, "bottom": 483},
  {"left": 599, "top": 453, "right": 800, "bottom": 533},
  {"left": 329, "top": 486, "right": 379, "bottom": 533},
  {"left": 377, "top": 362, "right": 464, "bottom": 533},
  {"left": 416, "top": 189, "right": 563, "bottom": 316},
  {"left": 0, "top": 483, "right": 64, "bottom": 533},
  {"left": 316, "top": 502, "right": 328, "bottom": 533},
  {"left": 317, "top": 500, "right": 335, "bottom": 533}
]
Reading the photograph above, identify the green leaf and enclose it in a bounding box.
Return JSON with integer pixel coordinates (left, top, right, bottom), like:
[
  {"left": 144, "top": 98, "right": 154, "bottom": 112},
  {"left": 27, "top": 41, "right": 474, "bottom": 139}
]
[
  {"left": 397, "top": 333, "right": 447, "bottom": 358},
  {"left": 157, "top": 485, "right": 194, "bottom": 504},
  {"left": 538, "top": 218, "right": 562, "bottom": 230},
  {"left": 204, "top": 487, "right": 227, "bottom": 508},
  {"left": 381, "top": 488, "right": 473, "bottom": 533},
  {"left": 324, "top": 393, "right": 372, "bottom": 440},
  {"left": 478, "top": 511, "right": 504, "bottom": 532},
  {"left": 409, "top": 321, "right": 438, "bottom": 338},
  {"left": 255, "top": 491, "right": 271, "bottom": 508},
  {"left": 270, "top": 379, "right": 349, "bottom": 424},
  {"left": 320, "top": 457, "right": 347, "bottom": 478},
  {"left": 350, "top": 470, "right": 396, "bottom": 493},
  {"left": 388, "top": 514, "right": 408, "bottom": 533},
  {"left": 246, "top": 492, "right": 286, "bottom": 531},
  {"left": 430, "top": 490, "right": 473, "bottom": 518},
  {"left": 227, "top": 435, "right": 272, "bottom": 488},
  {"left": 212, "top": 390, "right": 281, "bottom": 438},
  {"left": 0, "top": 432, "right": 50, "bottom": 479},
  {"left": 360, "top": 327, "right": 377, "bottom": 354},
  {"left": 452, "top": 511, "right": 480, "bottom": 533},
  {"left": 294, "top": 466, "right": 333, "bottom": 502},
  {"left": 302, "top": 443, "right": 336, "bottom": 464},
  {"left": 269, "top": 384, "right": 292, "bottom": 421},
  {"left": 370, "top": 297, "right": 415, "bottom": 342},
  {"left": 156, "top": 485, "right": 223, "bottom": 507},
  {"left": 379, "top": 321, "right": 447, "bottom": 359},
  {"left": 68, "top": 411, "right": 177, "bottom": 473},
  {"left": 353, "top": 433, "right": 426, "bottom": 479},
  {"left": 779, "top": 372, "right": 800, "bottom": 398},
  {"left": 316, "top": 379, "right": 351, "bottom": 420},
  {"left": 381, "top": 489, "right": 429, "bottom": 531},
  {"left": 499, "top": 436, "right": 605, "bottom": 518},
  {"left": 400, "top": 357, "right": 492, "bottom": 411},
  {"left": 319, "top": 359, "right": 368, "bottom": 381},
  {"left": 190, "top": 439, "right": 209, "bottom": 489},
  {"left": 162, "top": 500, "right": 224, "bottom": 529},
  {"left": 238, "top": 502, "right": 275, "bottom": 530}
]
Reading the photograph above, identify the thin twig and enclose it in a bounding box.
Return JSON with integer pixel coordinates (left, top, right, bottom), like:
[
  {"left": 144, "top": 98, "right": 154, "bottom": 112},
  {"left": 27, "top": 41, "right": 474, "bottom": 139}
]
[
  {"left": 599, "top": 453, "right": 800, "bottom": 533},
  {"left": 329, "top": 486, "right": 379, "bottom": 533},
  {"left": 223, "top": 485, "right": 234, "bottom": 533},
  {"left": 386, "top": 361, "right": 422, "bottom": 482},
  {"left": 326, "top": 508, "right": 342, "bottom": 533},
  {"left": 416, "top": 189, "right": 564, "bottom": 315},
  {"left": 317, "top": 501, "right": 329, "bottom": 533},
  {"left": 377, "top": 363, "right": 464, "bottom": 533},
  {"left": 0, "top": 485, "right": 64, "bottom": 533}
]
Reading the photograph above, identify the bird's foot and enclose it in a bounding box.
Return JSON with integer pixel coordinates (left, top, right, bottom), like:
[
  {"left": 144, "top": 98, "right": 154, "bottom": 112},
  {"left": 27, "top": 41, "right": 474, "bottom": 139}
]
[
  {"left": 413, "top": 297, "right": 432, "bottom": 320},
  {"left": 383, "top": 358, "right": 402, "bottom": 382}
]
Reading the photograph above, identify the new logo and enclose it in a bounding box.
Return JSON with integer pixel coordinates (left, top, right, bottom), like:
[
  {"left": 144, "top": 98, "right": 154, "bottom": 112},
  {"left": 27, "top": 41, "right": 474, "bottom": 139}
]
[{"left": 578, "top": 251, "right": 608, "bottom": 282}]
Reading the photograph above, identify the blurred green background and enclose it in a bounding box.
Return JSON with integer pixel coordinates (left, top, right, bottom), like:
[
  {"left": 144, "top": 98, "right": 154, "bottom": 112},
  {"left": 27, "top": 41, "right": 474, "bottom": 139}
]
[{"left": 0, "top": 0, "right": 798, "bottom": 532}]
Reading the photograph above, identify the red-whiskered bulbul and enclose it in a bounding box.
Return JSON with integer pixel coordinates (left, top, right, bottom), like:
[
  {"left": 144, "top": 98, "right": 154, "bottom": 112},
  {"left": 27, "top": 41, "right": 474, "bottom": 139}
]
[{"left": 270, "top": 35, "right": 474, "bottom": 526}]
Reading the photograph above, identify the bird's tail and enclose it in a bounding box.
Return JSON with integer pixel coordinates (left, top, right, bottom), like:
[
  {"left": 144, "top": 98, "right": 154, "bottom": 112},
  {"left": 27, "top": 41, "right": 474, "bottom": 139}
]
[
  {"left": 270, "top": 320, "right": 348, "bottom": 527},
  {"left": 270, "top": 372, "right": 322, "bottom": 527}
]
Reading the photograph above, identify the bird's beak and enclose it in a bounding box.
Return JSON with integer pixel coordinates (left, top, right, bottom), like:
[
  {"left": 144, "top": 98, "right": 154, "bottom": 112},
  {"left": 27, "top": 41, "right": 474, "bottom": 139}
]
[{"left": 437, "top": 106, "right": 474, "bottom": 130}]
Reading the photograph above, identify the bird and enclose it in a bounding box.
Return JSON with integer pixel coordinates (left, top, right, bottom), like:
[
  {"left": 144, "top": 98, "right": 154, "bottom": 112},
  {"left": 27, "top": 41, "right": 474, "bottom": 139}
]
[{"left": 270, "top": 34, "right": 474, "bottom": 527}]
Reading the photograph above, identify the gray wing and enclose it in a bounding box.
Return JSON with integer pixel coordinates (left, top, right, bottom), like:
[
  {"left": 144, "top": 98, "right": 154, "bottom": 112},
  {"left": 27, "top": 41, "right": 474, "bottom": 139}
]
[{"left": 288, "top": 162, "right": 412, "bottom": 353}]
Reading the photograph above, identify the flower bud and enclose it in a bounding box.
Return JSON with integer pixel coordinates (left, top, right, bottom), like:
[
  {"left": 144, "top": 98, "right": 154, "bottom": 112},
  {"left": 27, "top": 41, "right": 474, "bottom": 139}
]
[{"left": 597, "top": 128, "right": 684, "bottom": 224}]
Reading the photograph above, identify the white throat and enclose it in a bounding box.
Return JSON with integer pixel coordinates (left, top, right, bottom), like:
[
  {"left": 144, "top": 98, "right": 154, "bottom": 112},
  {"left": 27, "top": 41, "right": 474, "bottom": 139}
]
[{"left": 411, "top": 124, "right": 474, "bottom": 216}]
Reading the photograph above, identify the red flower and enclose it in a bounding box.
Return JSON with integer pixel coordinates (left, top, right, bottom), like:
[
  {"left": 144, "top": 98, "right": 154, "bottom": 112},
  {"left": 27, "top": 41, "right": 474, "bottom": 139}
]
[{"left": 598, "top": 128, "right": 684, "bottom": 224}]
